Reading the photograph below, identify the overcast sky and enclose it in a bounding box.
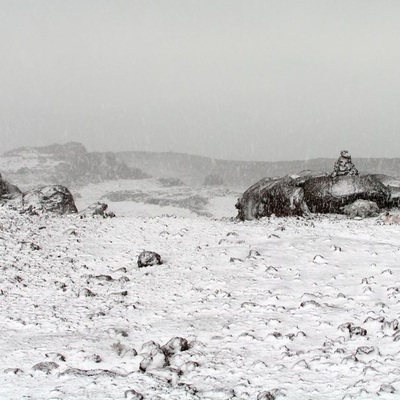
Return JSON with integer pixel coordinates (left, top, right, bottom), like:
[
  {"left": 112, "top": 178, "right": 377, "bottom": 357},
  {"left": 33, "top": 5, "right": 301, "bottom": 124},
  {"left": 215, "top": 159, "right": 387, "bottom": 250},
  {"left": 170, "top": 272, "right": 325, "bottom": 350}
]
[{"left": 1, "top": 0, "right": 400, "bottom": 161}]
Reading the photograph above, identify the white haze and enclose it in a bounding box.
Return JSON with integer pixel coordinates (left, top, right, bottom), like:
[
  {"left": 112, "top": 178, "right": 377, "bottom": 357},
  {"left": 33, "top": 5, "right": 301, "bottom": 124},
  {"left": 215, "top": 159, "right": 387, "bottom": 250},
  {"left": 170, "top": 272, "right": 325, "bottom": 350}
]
[{"left": 1, "top": 0, "right": 400, "bottom": 161}]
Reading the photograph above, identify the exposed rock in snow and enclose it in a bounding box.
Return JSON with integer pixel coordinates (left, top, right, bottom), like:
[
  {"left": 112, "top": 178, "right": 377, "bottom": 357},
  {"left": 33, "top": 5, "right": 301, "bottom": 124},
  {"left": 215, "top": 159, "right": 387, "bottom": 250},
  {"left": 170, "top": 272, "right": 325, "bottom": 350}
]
[
  {"left": 374, "top": 174, "right": 400, "bottom": 207},
  {"left": 139, "top": 346, "right": 169, "bottom": 371},
  {"left": 124, "top": 389, "right": 144, "bottom": 399},
  {"left": 32, "top": 362, "right": 59, "bottom": 374},
  {"left": 79, "top": 202, "right": 115, "bottom": 218},
  {"left": 331, "top": 150, "right": 359, "bottom": 177},
  {"left": 303, "top": 175, "right": 390, "bottom": 214},
  {"left": 161, "top": 337, "right": 189, "bottom": 356},
  {"left": 0, "top": 172, "right": 21, "bottom": 199},
  {"left": 342, "top": 199, "right": 380, "bottom": 218},
  {"left": 235, "top": 176, "right": 309, "bottom": 220},
  {"left": 137, "top": 251, "right": 162, "bottom": 268},
  {"left": 21, "top": 185, "right": 78, "bottom": 214}
]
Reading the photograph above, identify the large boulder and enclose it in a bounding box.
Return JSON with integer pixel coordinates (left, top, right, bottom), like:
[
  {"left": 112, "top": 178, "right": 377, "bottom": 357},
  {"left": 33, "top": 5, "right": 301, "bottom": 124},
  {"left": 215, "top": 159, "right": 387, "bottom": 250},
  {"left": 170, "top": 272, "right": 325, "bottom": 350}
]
[
  {"left": 303, "top": 175, "right": 390, "bottom": 213},
  {"left": 236, "top": 176, "right": 308, "bottom": 220},
  {"left": 21, "top": 185, "right": 78, "bottom": 215}
]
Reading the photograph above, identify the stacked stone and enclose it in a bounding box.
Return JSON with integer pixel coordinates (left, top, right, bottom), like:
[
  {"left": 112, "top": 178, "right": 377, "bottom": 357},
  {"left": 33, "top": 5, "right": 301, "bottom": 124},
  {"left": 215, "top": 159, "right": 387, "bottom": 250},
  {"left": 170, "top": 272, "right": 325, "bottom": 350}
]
[{"left": 331, "top": 150, "right": 359, "bottom": 177}]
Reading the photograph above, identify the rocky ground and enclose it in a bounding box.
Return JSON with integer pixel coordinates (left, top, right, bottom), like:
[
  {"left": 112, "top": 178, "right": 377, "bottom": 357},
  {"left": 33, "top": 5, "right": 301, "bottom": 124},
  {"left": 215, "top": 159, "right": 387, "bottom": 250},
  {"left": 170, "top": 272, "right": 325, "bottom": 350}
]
[{"left": 1, "top": 196, "right": 400, "bottom": 399}]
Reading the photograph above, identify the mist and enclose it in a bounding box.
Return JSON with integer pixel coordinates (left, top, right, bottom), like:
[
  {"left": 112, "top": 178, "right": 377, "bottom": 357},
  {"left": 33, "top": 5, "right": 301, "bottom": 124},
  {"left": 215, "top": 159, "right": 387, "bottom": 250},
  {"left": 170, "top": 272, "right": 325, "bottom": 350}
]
[{"left": 1, "top": 0, "right": 400, "bottom": 161}]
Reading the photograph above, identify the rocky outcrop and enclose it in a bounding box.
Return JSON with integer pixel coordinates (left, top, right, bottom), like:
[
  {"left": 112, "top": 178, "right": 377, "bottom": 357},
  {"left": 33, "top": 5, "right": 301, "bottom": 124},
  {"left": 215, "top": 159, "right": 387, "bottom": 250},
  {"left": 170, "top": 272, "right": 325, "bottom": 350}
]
[
  {"left": 237, "top": 173, "right": 392, "bottom": 220},
  {"left": 1, "top": 142, "right": 150, "bottom": 189},
  {"left": 303, "top": 175, "right": 390, "bottom": 214},
  {"left": 21, "top": 185, "right": 78, "bottom": 215},
  {"left": 235, "top": 176, "right": 309, "bottom": 220}
]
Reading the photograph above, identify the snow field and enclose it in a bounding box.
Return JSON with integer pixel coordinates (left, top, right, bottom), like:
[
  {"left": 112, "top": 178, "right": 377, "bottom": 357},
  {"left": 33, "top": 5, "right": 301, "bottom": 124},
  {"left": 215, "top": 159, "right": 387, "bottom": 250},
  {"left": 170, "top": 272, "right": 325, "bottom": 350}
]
[{"left": 0, "top": 209, "right": 400, "bottom": 399}]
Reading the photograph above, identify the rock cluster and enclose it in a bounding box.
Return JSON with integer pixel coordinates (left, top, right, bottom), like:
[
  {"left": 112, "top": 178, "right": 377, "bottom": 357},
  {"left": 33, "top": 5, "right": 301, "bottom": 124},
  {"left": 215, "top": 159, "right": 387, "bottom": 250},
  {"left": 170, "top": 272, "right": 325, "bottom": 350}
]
[
  {"left": 236, "top": 152, "right": 398, "bottom": 220},
  {"left": 331, "top": 150, "right": 359, "bottom": 177}
]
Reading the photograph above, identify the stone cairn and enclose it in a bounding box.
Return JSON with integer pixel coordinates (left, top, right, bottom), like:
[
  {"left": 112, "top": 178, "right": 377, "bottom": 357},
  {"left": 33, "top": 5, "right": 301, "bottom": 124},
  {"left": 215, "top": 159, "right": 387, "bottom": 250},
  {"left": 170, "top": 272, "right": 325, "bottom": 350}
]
[{"left": 331, "top": 150, "right": 359, "bottom": 177}]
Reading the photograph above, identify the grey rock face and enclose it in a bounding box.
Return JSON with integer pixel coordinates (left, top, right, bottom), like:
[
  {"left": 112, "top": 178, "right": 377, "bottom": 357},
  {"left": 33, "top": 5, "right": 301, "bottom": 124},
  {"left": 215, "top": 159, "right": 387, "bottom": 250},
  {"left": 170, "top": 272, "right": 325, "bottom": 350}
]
[
  {"left": 235, "top": 176, "right": 309, "bottom": 220},
  {"left": 22, "top": 185, "right": 78, "bottom": 215},
  {"left": 303, "top": 175, "right": 390, "bottom": 214}
]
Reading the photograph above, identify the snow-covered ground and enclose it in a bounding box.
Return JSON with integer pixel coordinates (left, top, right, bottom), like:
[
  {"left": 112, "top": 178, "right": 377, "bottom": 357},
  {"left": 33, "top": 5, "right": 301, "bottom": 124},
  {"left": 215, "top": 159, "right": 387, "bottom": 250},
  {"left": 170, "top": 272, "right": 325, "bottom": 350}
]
[{"left": 1, "top": 187, "right": 400, "bottom": 399}]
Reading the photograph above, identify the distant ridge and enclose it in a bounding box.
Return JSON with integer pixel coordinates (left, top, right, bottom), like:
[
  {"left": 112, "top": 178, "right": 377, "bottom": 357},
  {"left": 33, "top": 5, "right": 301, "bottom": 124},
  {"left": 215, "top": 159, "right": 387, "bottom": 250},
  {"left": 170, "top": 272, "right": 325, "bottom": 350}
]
[
  {"left": 117, "top": 150, "right": 400, "bottom": 187},
  {"left": 1, "top": 143, "right": 400, "bottom": 189}
]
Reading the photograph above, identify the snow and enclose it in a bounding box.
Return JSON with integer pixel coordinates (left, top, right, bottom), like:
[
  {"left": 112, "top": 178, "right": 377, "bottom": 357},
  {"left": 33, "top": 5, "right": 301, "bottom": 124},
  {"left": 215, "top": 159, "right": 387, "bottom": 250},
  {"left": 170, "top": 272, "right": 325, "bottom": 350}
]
[{"left": 1, "top": 188, "right": 400, "bottom": 399}]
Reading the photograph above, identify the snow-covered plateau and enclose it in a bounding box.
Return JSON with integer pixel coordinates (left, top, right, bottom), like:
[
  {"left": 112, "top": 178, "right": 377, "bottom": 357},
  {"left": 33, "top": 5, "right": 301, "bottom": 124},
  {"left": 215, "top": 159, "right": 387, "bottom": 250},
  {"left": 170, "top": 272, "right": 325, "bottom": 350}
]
[{"left": 1, "top": 182, "right": 400, "bottom": 400}]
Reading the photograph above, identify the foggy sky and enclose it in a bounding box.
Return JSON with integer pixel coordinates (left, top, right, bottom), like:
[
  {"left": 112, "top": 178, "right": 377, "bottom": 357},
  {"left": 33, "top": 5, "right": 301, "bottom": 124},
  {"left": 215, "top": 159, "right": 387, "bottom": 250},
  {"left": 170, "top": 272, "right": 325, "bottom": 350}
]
[{"left": 1, "top": 0, "right": 400, "bottom": 161}]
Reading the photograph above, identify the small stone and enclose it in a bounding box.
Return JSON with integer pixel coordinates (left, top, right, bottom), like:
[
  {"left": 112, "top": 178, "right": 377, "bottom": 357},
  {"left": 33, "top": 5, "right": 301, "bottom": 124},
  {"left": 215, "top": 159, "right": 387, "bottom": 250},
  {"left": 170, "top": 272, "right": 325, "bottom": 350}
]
[
  {"left": 137, "top": 251, "right": 162, "bottom": 268},
  {"left": 124, "top": 389, "right": 144, "bottom": 400},
  {"left": 32, "top": 361, "right": 59, "bottom": 374},
  {"left": 162, "top": 337, "right": 189, "bottom": 356}
]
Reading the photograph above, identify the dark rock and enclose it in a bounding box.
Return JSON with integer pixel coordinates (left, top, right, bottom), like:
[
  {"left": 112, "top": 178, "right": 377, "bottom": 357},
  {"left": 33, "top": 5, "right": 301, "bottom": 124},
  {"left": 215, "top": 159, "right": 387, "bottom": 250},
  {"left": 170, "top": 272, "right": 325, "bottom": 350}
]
[
  {"left": 0, "top": 173, "right": 21, "bottom": 199},
  {"left": 124, "top": 389, "right": 144, "bottom": 400},
  {"left": 331, "top": 150, "right": 359, "bottom": 177},
  {"left": 137, "top": 251, "right": 162, "bottom": 268},
  {"left": 257, "top": 390, "right": 278, "bottom": 400},
  {"left": 236, "top": 176, "right": 308, "bottom": 220},
  {"left": 303, "top": 175, "right": 390, "bottom": 214},
  {"left": 162, "top": 337, "right": 189, "bottom": 356},
  {"left": 342, "top": 199, "right": 379, "bottom": 218},
  {"left": 373, "top": 174, "right": 400, "bottom": 207},
  {"left": 22, "top": 185, "right": 78, "bottom": 214}
]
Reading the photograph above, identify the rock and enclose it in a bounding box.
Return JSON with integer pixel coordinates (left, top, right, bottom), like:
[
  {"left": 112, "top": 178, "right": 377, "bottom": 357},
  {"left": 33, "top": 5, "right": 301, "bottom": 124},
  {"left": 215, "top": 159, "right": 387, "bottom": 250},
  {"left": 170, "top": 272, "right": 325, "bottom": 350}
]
[
  {"left": 236, "top": 176, "right": 309, "bottom": 220},
  {"left": 331, "top": 150, "right": 359, "bottom": 177},
  {"left": 79, "top": 202, "right": 114, "bottom": 217},
  {"left": 161, "top": 337, "right": 189, "bottom": 356},
  {"left": 0, "top": 173, "right": 21, "bottom": 200},
  {"left": 257, "top": 390, "right": 279, "bottom": 400},
  {"left": 354, "top": 346, "right": 379, "bottom": 362},
  {"left": 137, "top": 251, "right": 162, "bottom": 268},
  {"left": 373, "top": 174, "right": 400, "bottom": 207},
  {"left": 124, "top": 389, "right": 144, "bottom": 400},
  {"left": 32, "top": 361, "right": 59, "bottom": 374},
  {"left": 22, "top": 185, "right": 78, "bottom": 214},
  {"left": 342, "top": 199, "right": 379, "bottom": 218},
  {"left": 139, "top": 347, "right": 169, "bottom": 372},
  {"left": 303, "top": 175, "right": 390, "bottom": 214}
]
